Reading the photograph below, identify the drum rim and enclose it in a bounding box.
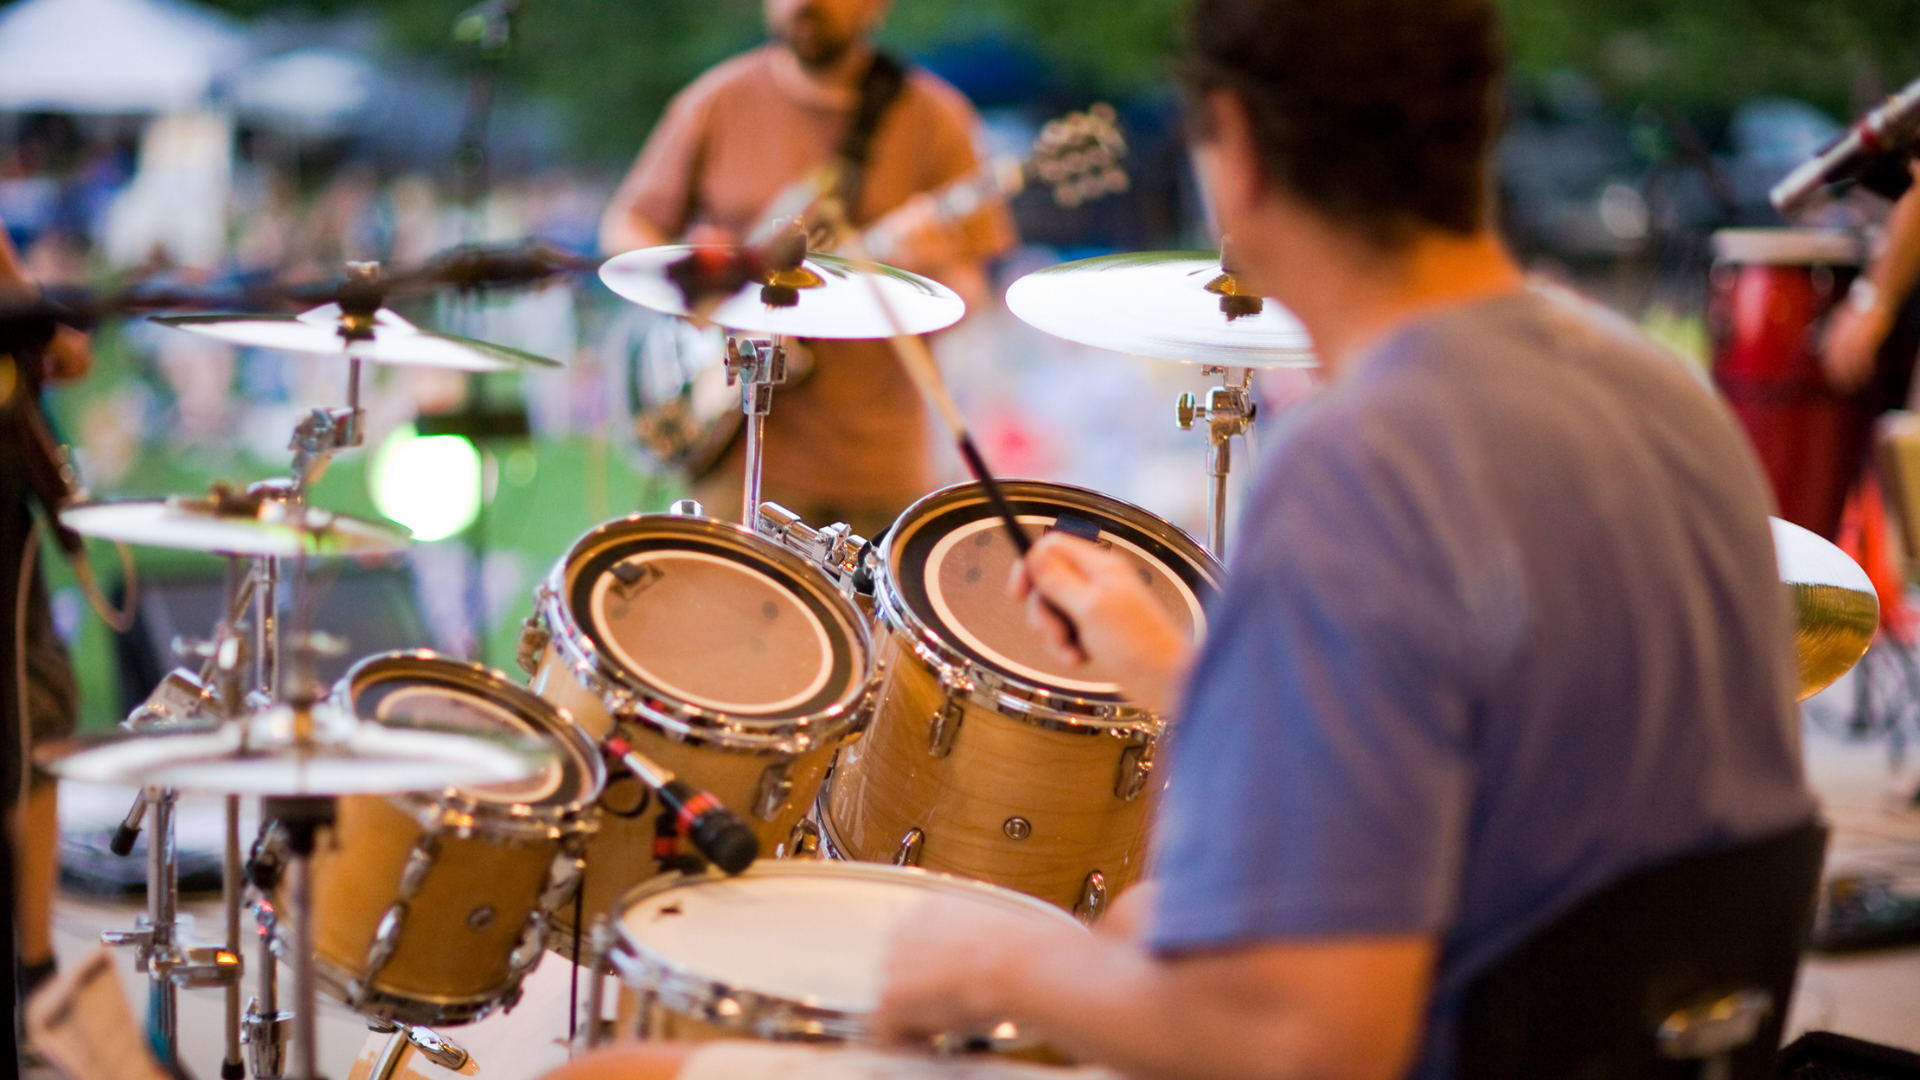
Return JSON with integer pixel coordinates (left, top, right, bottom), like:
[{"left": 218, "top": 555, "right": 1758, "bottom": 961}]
[
  {"left": 608, "top": 861, "right": 1081, "bottom": 1040},
  {"left": 538, "top": 514, "right": 876, "bottom": 753},
  {"left": 336, "top": 649, "right": 607, "bottom": 836},
  {"left": 873, "top": 479, "right": 1221, "bottom": 732},
  {"left": 300, "top": 936, "right": 525, "bottom": 1027}
]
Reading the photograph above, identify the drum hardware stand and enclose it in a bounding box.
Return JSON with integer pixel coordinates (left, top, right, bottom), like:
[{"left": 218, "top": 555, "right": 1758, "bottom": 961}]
[
  {"left": 725, "top": 336, "right": 789, "bottom": 526},
  {"left": 755, "top": 502, "right": 868, "bottom": 589},
  {"left": 1175, "top": 365, "right": 1256, "bottom": 559},
  {"left": 103, "top": 558, "right": 259, "bottom": 1077},
  {"left": 363, "top": 1020, "right": 471, "bottom": 1073},
  {"left": 264, "top": 790, "right": 336, "bottom": 1080},
  {"left": 575, "top": 915, "right": 613, "bottom": 1053}
]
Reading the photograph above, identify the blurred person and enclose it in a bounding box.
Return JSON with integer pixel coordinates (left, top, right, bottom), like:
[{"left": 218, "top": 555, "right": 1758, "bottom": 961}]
[
  {"left": 549, "top": 0, "right": 1813, "bottom": 1078},
  {"left": 0, "top": 214, "right": 91, "bottom": 1012},
  {"left": 1821, "top": 158, "right": 1920, "bottom": 396},
  {"left": 599, "top": 0, "right": 1016, "bottom": 536}
]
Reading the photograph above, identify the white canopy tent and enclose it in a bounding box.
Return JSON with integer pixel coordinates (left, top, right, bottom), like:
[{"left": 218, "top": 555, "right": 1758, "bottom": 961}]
[{"left": 0, "top": 0, "right": 246, "bottom": 114}]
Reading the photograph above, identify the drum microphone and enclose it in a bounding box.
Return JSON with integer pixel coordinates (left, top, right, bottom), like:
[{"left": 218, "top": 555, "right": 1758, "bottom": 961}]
[
  {"left": 602, "top": 735, "right": 760, "bottom": 874},
  {"left": 1773, "top": 75, "right": 1920, "bottom": 215}
]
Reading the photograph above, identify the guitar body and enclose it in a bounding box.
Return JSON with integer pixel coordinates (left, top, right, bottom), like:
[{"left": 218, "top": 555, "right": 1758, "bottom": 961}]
[{"left": 622, "top": 104, "right": 1127, "bottom": 477}]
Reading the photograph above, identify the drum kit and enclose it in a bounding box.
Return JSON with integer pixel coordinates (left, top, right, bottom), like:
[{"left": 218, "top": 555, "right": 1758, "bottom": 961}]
[{"left": 32, "top": 217, "right": 1880, "bottom": 1080}]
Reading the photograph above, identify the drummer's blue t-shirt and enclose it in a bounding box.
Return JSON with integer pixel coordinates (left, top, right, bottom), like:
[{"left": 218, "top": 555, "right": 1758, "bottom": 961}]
[{"left": 1145, "top": 289, "right": 1816, "bottom": 1080}]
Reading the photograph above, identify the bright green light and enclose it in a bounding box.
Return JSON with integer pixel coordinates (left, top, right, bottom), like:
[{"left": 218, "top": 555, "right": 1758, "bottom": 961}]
[{"left": 370, "top": 423, "right": 482, "bottom": 542}]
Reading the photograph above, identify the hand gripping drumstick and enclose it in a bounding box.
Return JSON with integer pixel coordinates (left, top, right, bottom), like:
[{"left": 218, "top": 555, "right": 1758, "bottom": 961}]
[{"left": 603, "top": 735, "right": 760, "bottom": 874}]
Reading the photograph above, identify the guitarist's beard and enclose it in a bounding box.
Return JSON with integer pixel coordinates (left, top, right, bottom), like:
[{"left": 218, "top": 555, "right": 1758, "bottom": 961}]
[{"left": 778, "top": 10, "right": 862, "bottom": 72}]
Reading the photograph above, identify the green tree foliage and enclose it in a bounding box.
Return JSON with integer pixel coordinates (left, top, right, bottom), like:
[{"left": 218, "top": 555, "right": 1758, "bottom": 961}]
[
  {"left": 193, "top": 0, "right": 1920, "bottom": 156},
  {"left": 1498, "top": 0, "right": 1920, "bottom": 116}
]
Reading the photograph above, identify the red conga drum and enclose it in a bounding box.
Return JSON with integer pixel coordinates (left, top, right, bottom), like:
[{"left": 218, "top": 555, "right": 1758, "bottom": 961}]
[{"left": 1710, "top": 228, "right": 1868, "bottom": 540}]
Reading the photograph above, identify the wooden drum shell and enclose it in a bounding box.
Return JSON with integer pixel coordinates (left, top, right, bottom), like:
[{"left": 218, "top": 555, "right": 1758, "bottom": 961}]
[
  {"left": 823, "top": 627, "right": 1158, "bottom": 913},
  {"left": 304, "top": 796, "right": 559, "bottom": 1017}
]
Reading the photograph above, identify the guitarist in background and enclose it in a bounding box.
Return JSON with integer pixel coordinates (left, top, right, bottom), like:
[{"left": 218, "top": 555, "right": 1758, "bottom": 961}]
[{"left": 600, "top": 0, "right": 1016, "bottom": 537}]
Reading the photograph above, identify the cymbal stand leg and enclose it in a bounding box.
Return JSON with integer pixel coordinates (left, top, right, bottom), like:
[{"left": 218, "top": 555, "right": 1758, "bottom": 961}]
[
  {"left": 266, "top": 796, "right": 334, "bottom": 1080},
  {"left": 245, "top": 896, "right": 290, "bottom": 1079},
  {"left": 147, "top": 788, "right": 181, "bottom": 1070},
  {"left": 728, "top": 336, "right": 787, "bottom": 526},
  {"left": 222, "top": 795, "right": 244, "bottom": 1079},
  {"left": 1176, "top": 366, "right": 1256, "bottom": 560}
]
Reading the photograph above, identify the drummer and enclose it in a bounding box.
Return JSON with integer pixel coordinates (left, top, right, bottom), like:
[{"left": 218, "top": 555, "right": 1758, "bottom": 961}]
[{"left": 549, "top": 0, "right": 1814, "bottom": 1077}]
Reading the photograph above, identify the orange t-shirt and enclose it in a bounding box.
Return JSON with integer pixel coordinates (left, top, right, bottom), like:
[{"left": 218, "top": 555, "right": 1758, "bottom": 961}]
[{"left": 608, "top": 46, "right": 1017, "bottom": 519}]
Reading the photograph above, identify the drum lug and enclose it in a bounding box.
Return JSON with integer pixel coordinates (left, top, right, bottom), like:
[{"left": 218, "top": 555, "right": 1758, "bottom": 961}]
[
  {"left": 1074, "top": 871, "right": 1109, "bottom": 923},
  {"left": 537, "top": 854, "right": 586, "bottom": 913},
  {"left": 928, "top": 691, "right": 965, "bottom": 757},
  {"left": 363, "top": 903, "right": 408, "bottom": 985},
  {"left": 894, "top": 827, "right": 925, "bottom": 867},
  {"left": 515, "top": 615, "right": 550, "bottom": 677},
  {"left": 397, "top": 835, "right": 441, "bottom": 899},
  {"left": 507, "top": 911, "right": 546, "bottom": 974},
  {"left": 754, "top": 760, "right": 795, "bottom": 822},
  {"left": 786, "top": 816, "right": 821, "bottom": 858},
  {"left": 1116, "top": 741, "right": 1154, "bottom": 802}
]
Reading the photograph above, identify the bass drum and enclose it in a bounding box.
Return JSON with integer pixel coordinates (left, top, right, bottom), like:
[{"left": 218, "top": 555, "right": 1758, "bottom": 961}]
[
  {"left": 304, "top": 651, "right": 604, "bottom": 1026},
  {"left": 525, "top": 513, "right": 876, "bottom": 951},
  {"left": 822, "top": 481, "right": 1221, "bottom": 917}
]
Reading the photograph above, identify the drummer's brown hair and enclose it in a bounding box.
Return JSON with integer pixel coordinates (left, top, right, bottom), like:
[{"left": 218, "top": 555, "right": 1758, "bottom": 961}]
[{"left": 1182, "top": 0, "right": 1505, "bottom": 249}]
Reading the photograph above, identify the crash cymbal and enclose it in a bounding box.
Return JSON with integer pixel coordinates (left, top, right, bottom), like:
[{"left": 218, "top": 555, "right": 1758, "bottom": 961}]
[
  {"left": 153, "top": 304, "right": 560, "bottom": 372},
  {"left": 38, "top": 701, "right": 551, "bottom": 796},
  {"left": 1773, "top": 516, "right": 1879, "bottom": 701},
  {"left": 599, "top": 245, "right": 965, "bottom": 339},
  {"left": 62, "top": 483, "right": 411, "bottom": 558},
  {"left": 1005, "top": 251, "right": 1315, "bottom": 368}
]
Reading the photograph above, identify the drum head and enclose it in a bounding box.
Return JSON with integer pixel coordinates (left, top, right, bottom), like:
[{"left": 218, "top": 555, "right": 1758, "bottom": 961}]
[
  {"left": 345, "top": 652, "right": 599, "bottom": 811},
  {"left": 887, "top": 482, "right": 1218, "bottom": 699},
  {"left": 566, "top": 521, "right": 865, "bottom": 720},
  {"left": 617, "top": 863, "right": 1075, "bottom": 1018}
]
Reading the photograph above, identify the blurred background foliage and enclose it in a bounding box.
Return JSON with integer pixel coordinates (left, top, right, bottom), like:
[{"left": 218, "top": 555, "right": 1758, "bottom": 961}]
[{"left": 184, "top": 0, "right": 1920, "bottom": 160}]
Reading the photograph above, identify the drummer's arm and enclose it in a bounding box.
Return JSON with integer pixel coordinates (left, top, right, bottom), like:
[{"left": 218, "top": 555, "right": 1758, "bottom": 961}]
[
  {"left": 875, "top": 903, "right": 1435, "bottom": 1080},
  {"left": 1823, "top": 158, "right": 1920, "bottom": 392},
  {"left": 536, "top": 1042, "right": 693, "bottom": 1080}
]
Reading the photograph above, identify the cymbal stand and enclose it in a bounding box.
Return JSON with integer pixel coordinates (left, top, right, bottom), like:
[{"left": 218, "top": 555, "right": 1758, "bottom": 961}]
[
  {"left": 103, "top": 556, "right": 255, "bottom": 1076},
  {"left": 726, "top": 335, "right": 789, "bottom": 526},
  {"left": 244, "top": 339, "right": 370, "bottom": 1077},
  {"left": 1175, "top": 365, "right": 1256, "bottom": 560}
]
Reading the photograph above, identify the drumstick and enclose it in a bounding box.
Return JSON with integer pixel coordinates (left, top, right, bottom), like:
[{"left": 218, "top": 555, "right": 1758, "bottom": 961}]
[{"left": 829, "top": 229, "right": 1085, "bottom": 661}]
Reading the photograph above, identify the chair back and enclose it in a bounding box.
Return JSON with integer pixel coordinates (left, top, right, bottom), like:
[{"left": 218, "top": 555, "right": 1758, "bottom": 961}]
[{"left": 1461, "top": 821, "right": 1828, "bottom": 1080}]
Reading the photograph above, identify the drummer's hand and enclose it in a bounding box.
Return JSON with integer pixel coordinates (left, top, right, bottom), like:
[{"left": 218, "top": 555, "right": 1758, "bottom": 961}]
[
  {"left": 1010, "top": 533, "right": 1193, "bottom": 716},
  {"left": 1821, "top": 294, "right": 1892, "bottom": 394},
  {"left": 1096, "top": 881, "right": 1157, "bottom": 942},
  {"left": 872, "top": 896, "right": 1065, "bottom": 1045}
]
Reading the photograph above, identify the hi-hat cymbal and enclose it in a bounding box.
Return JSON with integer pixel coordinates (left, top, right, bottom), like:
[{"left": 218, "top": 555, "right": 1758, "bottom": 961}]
[
  {"left": 62, "top": 484, "right": 411, "bottom": 558},
  {"left": 1773, "top": 516, "right": 1879, "bottom": 701},
  {"left": 1005, "top": 251, "right": 1315, "bottom": 368},
  {"left": 153, "top": 304, "right": 561, "bottom": 372},
  {"left": 38, "top": 701, "right": 551, "bottom": 796},
  {"left": 600, "top": 245, "right": 965, "bottom": 339}
]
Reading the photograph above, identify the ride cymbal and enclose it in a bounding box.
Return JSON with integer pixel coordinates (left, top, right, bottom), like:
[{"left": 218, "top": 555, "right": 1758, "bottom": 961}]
[
  {"left": 62, "top": 483, "right": 411, "bottom": 558},
  {"left": 600, "top": 245, "right": 965, "bottom": 339},
  {"left": 154, "top": 304, "right": 560, "bottom": 372},
  {"left": 1005, "top": 251, "right": 1315, "bottom": 368},
  {"left": 37, "top": 701, "right": 552, "bottom": 796},
  {"left": 1773, "top": 516, "right": 1879, "bottom": 701}
]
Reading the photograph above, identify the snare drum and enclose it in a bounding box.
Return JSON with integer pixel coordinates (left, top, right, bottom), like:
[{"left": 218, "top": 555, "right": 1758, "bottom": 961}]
[
  {"left": 822, "top": 481, "right": 1221, "bottom": 916},
  {"left": 524, "top": 514, "right": 876, "bottom": 947},
  {"left": 607, "top": 861, "right": 1080, "bottom": 1043},
  {"left": 305, "top": 651, "right": 604, "bottom": 1025}
]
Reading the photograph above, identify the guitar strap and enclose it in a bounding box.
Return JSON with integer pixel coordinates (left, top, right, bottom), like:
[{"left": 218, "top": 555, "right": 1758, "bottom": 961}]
[{"left": 831, "top": 50, "right": 908, "bottom": 223}]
